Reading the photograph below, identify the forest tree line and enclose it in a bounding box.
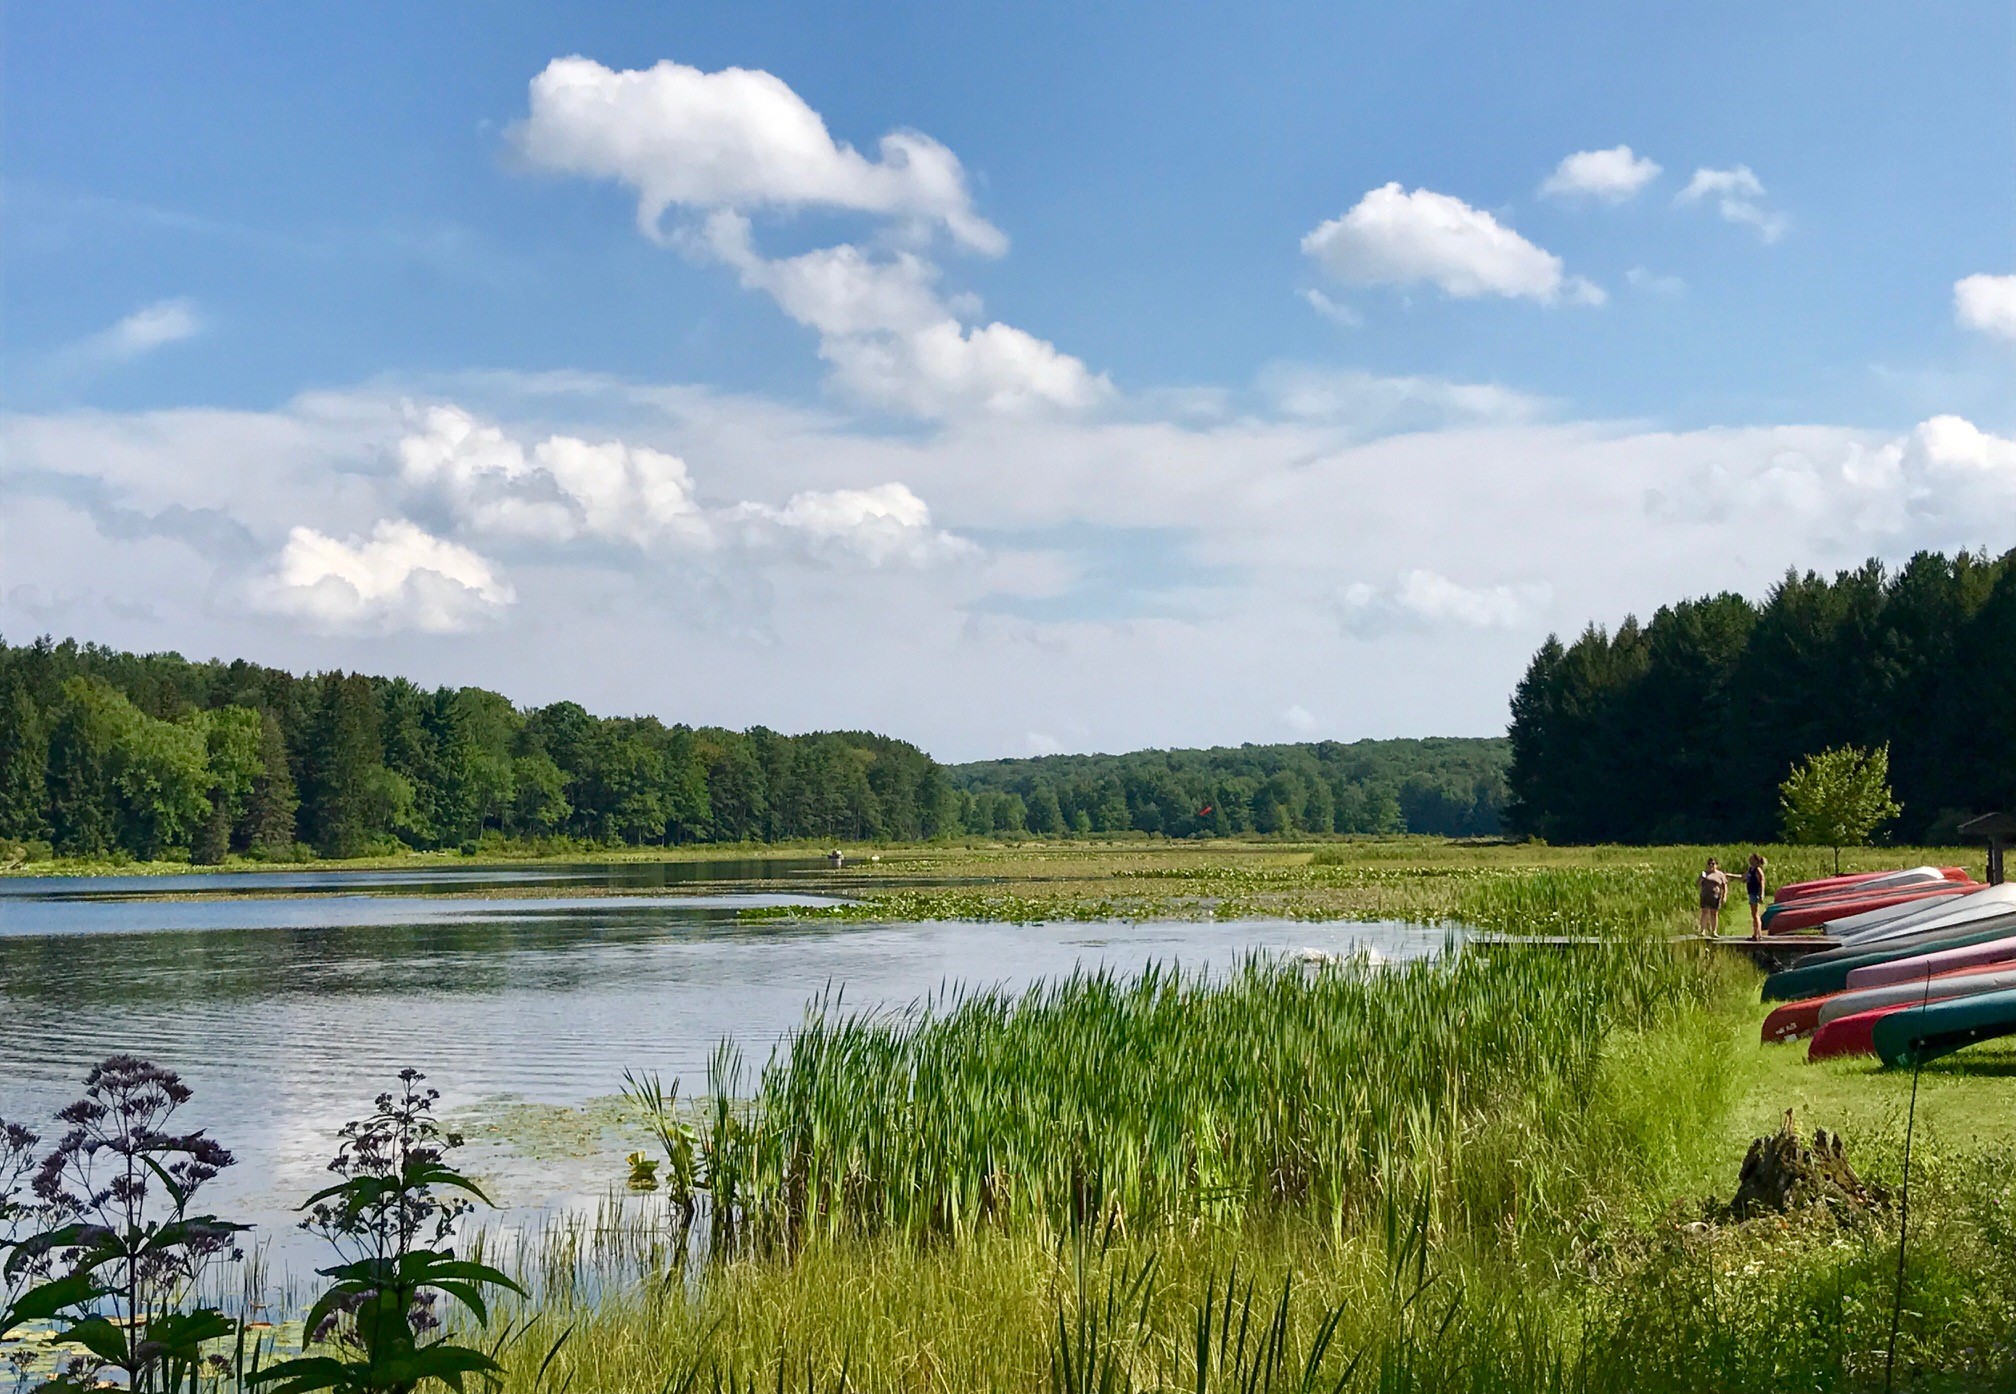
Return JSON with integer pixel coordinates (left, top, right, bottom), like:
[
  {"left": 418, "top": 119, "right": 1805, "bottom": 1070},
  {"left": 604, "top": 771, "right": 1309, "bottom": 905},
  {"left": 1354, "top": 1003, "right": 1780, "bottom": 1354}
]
[
  {"left": 0, "top": 638, "right": 957, "bottom": 861},
  {"left": 947, "top": 738, "right": 1508, "bottom": 839},
  {"left": 0, "top": 637, "right": 1508, "bottom": 863},
  {"left": 1506, "top": 548, "right": 2016, "bottom": 844}
]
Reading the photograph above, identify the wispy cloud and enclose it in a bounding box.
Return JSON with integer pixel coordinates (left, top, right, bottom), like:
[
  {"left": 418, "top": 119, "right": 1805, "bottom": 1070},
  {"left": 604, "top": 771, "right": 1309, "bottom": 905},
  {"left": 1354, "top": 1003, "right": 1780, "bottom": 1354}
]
[
  {"left": 73, "top": 299, "right": 204, "bottom": 364},
  {"left": 1676, "top": 166, "right": 1787, "bottom": 242}
]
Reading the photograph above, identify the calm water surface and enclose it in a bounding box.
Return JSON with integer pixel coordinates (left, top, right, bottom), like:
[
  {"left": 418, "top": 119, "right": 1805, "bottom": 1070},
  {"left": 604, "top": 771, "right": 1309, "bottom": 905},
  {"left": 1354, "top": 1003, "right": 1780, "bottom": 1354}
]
[{"left": 0, "top": 859, "right": 1447, "bottom": 1261}]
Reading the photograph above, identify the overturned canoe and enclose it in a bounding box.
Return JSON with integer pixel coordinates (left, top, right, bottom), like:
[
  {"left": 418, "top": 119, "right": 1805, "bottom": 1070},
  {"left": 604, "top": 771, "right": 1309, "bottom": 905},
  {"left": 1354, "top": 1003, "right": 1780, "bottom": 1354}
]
[
  {"left": 1763, "top": 917, "right": 2016, "bottom": 1000},
  {"left": 1810, "top": 1003, "right": 1907, "bottom": 1061},
  {"left": 1845, "top": 932, "right": 2016, "bottom": 990},
  {"left": 1834, "top": 883, "right": 2015, "bottom": 946},
  {"left": 1759, "top": 958, "right": 2016, "bottom": 1045},
  {"left": 1762, "top": 994, "right": 1832, "bottom": 1044},
  {"left": 1873, "top": 987, "right": 2016, "bottom": 1068},
  {"left": 1817, "top": 964, "right": 2016, "bottom": 1030},
  {"left": 1772, "top": 865, "right": 1970, "bottom": 905},
  {"left": 1762, "top": 882, "right": 1976, "bottom": 935}
]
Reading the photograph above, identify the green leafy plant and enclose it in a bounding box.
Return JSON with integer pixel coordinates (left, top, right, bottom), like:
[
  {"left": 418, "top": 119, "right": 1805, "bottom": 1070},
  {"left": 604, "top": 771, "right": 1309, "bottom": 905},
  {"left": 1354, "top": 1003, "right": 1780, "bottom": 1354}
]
[
  {"left": 620, "top": 1072, "right": 699, "bottom": 1218},
  {"left": 252, "top": 1069, "right": 523, "bottom": 1394},
  {"left": 8, "top": 1056, "right": 247, "bottom": 1392},
  {"left": 1779, "top": 743, "right": 1903, "bottom": 874}
]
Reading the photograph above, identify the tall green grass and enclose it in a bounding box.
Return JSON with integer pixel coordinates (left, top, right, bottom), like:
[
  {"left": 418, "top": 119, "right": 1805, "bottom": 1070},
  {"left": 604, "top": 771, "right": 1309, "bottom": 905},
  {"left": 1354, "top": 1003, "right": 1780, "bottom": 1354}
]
[
  {"left": 676, "top": 935, "right": 1717, "bottom": 1259},
  {"left": 470, "top": 852, "right": 2010, "bottom": 1390}
]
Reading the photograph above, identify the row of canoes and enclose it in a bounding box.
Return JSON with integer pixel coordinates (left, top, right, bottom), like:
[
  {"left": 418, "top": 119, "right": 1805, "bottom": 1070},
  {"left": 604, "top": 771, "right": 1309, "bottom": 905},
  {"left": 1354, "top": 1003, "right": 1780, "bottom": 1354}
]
[{"left": 1755, "top": 867, "right": 2016, "bottom": 1067}]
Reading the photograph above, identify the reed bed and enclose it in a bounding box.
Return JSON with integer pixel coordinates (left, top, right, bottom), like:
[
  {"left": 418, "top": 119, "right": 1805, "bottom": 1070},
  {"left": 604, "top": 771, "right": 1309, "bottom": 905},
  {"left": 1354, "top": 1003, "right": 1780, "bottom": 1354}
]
[{"left": 676, "top": 935, "right": 1717, "bottom": 1259}]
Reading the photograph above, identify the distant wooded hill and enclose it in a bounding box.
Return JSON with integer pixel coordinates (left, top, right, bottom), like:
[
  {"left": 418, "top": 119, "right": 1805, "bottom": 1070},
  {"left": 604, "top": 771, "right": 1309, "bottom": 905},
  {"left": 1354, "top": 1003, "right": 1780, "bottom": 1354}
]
[
  {"left": 1507, "top": 548, "right": 2016, "bottom": 844},
  {"left": 947, "top": 738, "right": 1509, "bottom": 838},
  {"left": 0, "top": 636, "right": 1509, "bottom": 863}
]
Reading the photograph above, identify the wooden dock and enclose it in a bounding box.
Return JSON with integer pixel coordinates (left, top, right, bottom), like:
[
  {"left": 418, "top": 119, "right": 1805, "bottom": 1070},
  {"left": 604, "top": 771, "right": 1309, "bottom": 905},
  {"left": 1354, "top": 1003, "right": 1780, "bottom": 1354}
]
[{"left": 1691, "top": 934, "right": 1840, "bottom": 968}]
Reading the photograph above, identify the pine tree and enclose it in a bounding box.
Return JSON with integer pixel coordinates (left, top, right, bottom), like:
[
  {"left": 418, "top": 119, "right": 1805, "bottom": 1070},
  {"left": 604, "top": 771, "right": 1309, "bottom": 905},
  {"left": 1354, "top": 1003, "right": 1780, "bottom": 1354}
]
[
  {"left": 0, "top": 679, "right": 49, "bottom": 842},
  {"left": 241, "top": 711, "right": 299, "bottom": 854},
  {"left": 420, "top": 687, "right": 479, "bottom": 848},
  {"left": 300, "top": 674, "right": 385, "bottom": 858}
]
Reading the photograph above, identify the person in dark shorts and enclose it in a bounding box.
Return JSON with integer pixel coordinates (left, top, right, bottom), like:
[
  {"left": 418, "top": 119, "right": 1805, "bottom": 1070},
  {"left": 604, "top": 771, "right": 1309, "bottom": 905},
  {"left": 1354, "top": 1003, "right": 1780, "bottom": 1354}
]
[
  {"left": 1744, "top": 854, "right": 1769, "bottom": 940},
  {"left": 1697, "top": 857, "right": 1729, "bottom": 937}
]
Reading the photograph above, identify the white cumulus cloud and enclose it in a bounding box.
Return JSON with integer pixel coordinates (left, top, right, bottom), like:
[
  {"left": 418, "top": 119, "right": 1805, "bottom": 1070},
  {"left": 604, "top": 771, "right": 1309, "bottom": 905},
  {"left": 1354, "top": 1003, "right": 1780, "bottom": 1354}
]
[
  {"left": 1676, "top": 166, "right": 1787, "bottom": 242},
  {"left": 1648, "top": 414, "right": 2016, "bottom": 554},
  {"left": 1954, "top": 273, "right": 2016, "bottom": 341},
  {"left": 398, "top": 404, "right": 710, "bottom": 546},
  {"left": 733, "top": 482, "right": 975, "bottom": 567},
  {"left": 1281, "top": 703, "right": 1319, "bottom": 734},
  {"left": 1337, "top": 569, "right": 1551, "bottom": 637},
  {"left": 512, "top": 56, "right": 1005, "bottom": 254},
  {"left": 1302, "top": 183, "right": 1602, "bottom": 304},
  {"left": 1896, "top": 414, "right": 2016, "bottom": 534},
  {"left": 1539, "top": 145, "right": 1661, "bottom": 202},
  {"left": 696, "top": 211, "right": 1108, "bottom": 417},
  {"left": 252, "top": 519, "right": 514, "bottom": 634},
  {"left": 395, "top": 403, "right": 971, "bottom": 569}
]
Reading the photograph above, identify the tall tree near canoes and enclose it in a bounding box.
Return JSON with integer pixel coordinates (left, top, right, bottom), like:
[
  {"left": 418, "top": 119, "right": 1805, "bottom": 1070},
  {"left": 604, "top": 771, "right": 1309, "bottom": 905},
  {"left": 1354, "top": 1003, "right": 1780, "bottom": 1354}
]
[{"left": 1508, "top": 547, "right": 2016, "bottom": 844}]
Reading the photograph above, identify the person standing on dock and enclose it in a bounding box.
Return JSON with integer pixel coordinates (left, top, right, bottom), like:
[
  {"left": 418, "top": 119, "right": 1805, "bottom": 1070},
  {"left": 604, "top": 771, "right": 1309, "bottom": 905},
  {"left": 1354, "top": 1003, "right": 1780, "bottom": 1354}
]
[
  {"left": 1698, "top": 857, "right": 1730, "bottom": 937},
  {"left": 1744, "top": 854, "right": 1769, "bottom": 941}
]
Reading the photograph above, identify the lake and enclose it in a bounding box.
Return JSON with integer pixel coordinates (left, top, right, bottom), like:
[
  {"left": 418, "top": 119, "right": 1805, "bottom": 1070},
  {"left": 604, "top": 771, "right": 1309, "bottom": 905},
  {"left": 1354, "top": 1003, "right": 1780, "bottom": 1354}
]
[{"left": 0, "top": 859, "right": 1450, "bottom": 1268}]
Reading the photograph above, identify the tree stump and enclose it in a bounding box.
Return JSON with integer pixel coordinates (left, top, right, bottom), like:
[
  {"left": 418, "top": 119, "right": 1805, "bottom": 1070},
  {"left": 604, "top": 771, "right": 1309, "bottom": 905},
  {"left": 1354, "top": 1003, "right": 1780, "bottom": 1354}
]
[{"left": 1720, "top": 1109, "right": 1885, "bottom": 1221}]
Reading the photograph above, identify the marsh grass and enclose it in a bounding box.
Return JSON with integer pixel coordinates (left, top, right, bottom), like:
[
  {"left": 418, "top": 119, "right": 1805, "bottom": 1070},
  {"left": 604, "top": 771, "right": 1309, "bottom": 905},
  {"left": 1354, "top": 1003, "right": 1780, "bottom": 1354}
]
[
  {"left": 728, "top": 839, "right": 1976, "bottom": 928},
  {"left": 467, "top": 846, "right": 2010, "bottom": 1391},
  {"left": 684, "top": 943, "right": 1717, "bottom": 1257}
]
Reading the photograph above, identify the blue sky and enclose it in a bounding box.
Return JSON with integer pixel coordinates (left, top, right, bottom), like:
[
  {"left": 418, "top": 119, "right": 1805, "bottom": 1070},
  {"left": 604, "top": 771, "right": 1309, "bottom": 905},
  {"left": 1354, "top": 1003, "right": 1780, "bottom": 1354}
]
[{"left": 3, "top": 3, "right": 2012, "bottom": 758}]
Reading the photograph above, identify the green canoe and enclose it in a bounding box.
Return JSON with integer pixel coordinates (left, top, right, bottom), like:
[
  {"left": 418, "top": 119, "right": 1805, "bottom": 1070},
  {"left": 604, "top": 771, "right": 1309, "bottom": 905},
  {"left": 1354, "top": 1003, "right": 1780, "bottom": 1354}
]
[{"left": 1873, "top": 986, "right": 2016, "bottom": 1068}]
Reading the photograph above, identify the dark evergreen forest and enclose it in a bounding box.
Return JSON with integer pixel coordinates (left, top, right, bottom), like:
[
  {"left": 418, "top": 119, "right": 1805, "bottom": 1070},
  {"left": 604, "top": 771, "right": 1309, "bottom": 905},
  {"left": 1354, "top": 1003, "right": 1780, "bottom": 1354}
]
[
  {"left": 0, "top": 636, "right": 1509, "bottom": 862},
  {"left": 947, "top": 739, "right": 1507, "bottom": 839},
  {"left": 1505, "top": 548, "right": 2016, "bottom": 844}
]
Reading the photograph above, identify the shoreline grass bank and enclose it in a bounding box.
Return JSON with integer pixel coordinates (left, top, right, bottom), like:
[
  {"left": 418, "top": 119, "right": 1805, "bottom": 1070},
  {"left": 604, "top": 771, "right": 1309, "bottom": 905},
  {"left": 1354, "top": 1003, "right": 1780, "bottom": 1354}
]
[{"left": 4, "top": 843, "right": 2009, "bottom": 1390}]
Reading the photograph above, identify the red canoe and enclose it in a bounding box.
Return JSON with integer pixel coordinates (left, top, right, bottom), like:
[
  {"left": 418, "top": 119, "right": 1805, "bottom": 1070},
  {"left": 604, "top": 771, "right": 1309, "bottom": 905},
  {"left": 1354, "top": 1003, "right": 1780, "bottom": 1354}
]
[
  {"left": 1774, "top": 866, "right": 1971, "bottom": 905},
  {"left": 1809, "top": 1003, "right": 1904, "bottom": 1060},
  {"left": 1762, "top": 995, "right": 1832, "bottom": 1044},
  {"left": 1765, "top": 883, "right": 1975, "bottom": 936}
]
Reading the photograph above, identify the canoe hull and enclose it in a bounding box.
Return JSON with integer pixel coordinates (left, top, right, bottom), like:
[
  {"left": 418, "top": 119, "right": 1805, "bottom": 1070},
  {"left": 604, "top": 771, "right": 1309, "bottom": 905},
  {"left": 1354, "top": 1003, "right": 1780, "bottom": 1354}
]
[
  {"left": 1809, "top": 1005, "right": 1902, "bottom": 1061},
  {"left": 1763, "top": 923, "right": 2016, "bottom": 1001},
  {"left": 1773, "top": 866, "right": 1970, "bottom": 905},
  {"left": 1762, "top": 996, "right": 1829, "bottom": 1044},
  {"left": 1872, "top": 987, "right": 2016, "bottom": 1068},
  {"left": 1764, "top": 884, "right": 1973, "bottom": 935},
  {"left": 1845, "top": 933, "right": 2016, "bottom": 991}
]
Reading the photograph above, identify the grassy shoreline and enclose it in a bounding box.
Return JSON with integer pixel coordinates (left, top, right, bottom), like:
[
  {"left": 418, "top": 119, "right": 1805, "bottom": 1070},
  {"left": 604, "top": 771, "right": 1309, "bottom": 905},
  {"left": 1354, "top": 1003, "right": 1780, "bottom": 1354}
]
[{"left": 6, "top": 841, "right": 2009, "bottom": 1389}]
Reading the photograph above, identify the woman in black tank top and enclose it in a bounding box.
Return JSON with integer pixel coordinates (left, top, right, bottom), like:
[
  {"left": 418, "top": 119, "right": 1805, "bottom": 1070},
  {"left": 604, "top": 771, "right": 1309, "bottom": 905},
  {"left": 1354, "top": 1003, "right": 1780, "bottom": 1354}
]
[{"left": 1744, "top": 854, "right": 1768, "bottom": 940}]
